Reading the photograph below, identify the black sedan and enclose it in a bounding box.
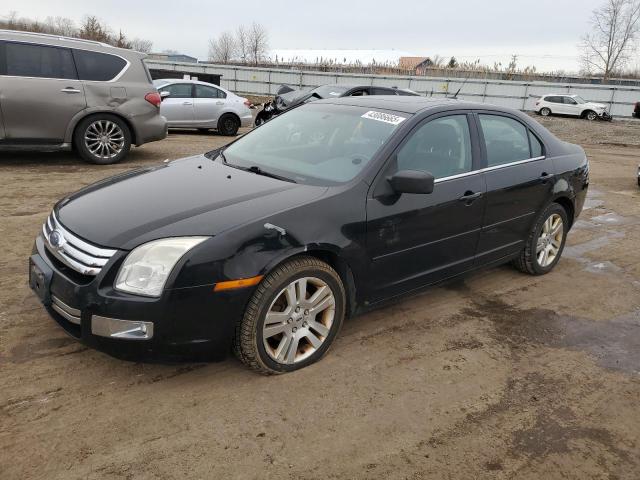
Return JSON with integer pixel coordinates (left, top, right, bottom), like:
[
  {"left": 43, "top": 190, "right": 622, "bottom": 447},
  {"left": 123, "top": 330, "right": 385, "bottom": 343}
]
[{"left": 29, "top": 97, "right": 589, "bottom": 374}]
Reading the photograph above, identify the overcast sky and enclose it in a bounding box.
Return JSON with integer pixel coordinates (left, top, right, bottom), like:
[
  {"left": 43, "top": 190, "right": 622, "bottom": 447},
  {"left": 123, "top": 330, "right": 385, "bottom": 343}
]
[{"left": 5, "top": 0, "right": 608, "bottom": 72}]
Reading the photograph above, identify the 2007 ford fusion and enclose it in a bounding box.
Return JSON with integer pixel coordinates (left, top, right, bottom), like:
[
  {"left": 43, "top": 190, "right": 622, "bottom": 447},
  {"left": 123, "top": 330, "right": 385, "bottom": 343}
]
[{"left": 29, "top": 96, "right": 589, "bottom": 374}]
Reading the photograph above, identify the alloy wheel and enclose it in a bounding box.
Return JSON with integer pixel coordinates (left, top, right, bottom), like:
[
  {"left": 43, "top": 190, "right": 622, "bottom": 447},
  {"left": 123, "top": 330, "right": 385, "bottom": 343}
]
[
  {"left": 536, "top": 213, "right": 564, "bottom": 267},
  {"left": 262, "top": 276, "right": 336, "bottom": 364},
  {"left": 84, "top": 120, "right": 125, "bottom": 160},
  {"left": 586, "top": 111, "right": 597, "bottom": 121}
]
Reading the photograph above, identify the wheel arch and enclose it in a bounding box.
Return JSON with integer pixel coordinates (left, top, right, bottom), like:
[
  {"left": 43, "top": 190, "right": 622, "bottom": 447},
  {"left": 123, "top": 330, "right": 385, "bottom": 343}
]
[
  {"left": 553, "top": 195, "right": 575, "bottom": 228},
  {"left": 581, "top": 109, "right": 596, "bottom": 119},
  {"left": 70, "top": 110, "right": 138, "bottom": 146},
  {"left": 260, "top": 247, "right": 359, "bottom": 318}
]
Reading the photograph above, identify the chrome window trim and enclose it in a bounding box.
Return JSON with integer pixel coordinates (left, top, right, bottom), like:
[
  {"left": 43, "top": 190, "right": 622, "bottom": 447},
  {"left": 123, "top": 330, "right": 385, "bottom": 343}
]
[{"left": 434, "top": 156, "right": 546, "bottom": 184}]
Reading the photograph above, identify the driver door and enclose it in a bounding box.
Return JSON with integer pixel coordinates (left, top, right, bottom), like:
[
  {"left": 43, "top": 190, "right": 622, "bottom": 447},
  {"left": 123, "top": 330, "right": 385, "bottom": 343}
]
[
  {"left": 365, "top": 113, "right": 486, "bottom": 301},
  {"left": 158, "top": 83, "right": 195, "bottom": 127}
]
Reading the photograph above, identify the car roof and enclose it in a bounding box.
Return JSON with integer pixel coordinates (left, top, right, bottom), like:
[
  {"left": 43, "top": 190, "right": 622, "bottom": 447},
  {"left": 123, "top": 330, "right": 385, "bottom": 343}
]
[
  {"left": 154, "top": 78, "right": 231, "bottom": 91},
  {"left": 0, "top": 29, "right": 145, "bottom": 59},
  {"left": 312, "top": 95, "right": 517, "bottom": 115}
]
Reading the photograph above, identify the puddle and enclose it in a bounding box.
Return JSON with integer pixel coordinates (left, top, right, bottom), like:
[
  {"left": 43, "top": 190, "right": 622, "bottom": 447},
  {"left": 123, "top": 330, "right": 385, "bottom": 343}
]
[
  {"left": 591, "top": 212, "right": 630, "bottom": 225},
  {"left": 582, "top": 189, "right": 605, "bottom": 210},
  {"left": 464, "top": 298, "right": 640, "bottom": 375},
  {"left": 584, "top": 261, "right": 623, "bottom": 274}
]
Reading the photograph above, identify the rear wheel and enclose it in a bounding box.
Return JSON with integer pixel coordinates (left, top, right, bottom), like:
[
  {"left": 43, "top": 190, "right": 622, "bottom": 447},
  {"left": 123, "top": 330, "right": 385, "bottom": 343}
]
[
  {"left": 217, "top": 113, "right": 240, "bottom": 136},
  {"left": 74, "top": 114, "right": 131, "bottom": 165},
  {"left": 235, "top": 256, "right": 346, "bottom": 374},
  {"left": 540, "top": 107, "right": 551, "bottom": 117},
  {"left": 513, "top": 203, "right": 568, "bottom": 275}
]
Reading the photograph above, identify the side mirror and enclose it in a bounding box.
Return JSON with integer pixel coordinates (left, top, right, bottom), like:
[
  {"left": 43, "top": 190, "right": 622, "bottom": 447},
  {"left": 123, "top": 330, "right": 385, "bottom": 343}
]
[
  {"left": 160, "top": 91, "right": 171, "bottom": 101},
  {"left": 388, "top": 170, "right": 435, "bottom": 194}
]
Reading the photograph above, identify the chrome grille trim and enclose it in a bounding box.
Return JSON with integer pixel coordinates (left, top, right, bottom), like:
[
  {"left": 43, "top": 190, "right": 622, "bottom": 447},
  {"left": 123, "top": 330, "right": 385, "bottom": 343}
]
[
  {"left": 51, "top": 295, "right": 81, "bottom": 325},
  {"left": 43, "top": 211, "right": 117, "bottom": 276}
]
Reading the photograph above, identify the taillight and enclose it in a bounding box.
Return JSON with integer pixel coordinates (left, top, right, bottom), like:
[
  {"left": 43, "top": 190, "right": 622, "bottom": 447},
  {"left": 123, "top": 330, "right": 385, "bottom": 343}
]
[
  {"left": 145, "top": 92, "right": 162, "bottom": 108},
  {"left": 243, "top": 99, "right": 252, "bottom": 108}
]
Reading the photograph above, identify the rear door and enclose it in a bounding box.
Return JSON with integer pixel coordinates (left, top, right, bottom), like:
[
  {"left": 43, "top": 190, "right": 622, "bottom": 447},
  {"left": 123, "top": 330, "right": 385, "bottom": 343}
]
[
  {"left": 193, "top": 84, "right": 226, "bottom": 126},
  {"left": 0, "top": 40, "right": 86, "bottom": 143},
  {"left": 474, "top": 112, "right": 554, "bottom": 264},
  {"left": 158, "top": 83, "right": 195, "bottom": 126},
  {"left": 365, "top": 112, "right": 486, "bottom": 300}
]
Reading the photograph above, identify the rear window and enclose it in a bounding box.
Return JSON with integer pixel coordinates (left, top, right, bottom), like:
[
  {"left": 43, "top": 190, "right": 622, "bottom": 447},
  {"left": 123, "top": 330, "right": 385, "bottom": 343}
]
[
  {"left": 3, "top": 42, "right": 76, "bottom": 80},
  {"left": 479, "top": 114, "right": 531, "bottom": 167},
  {"left": 72, "top": 49, "right": 127, "bottom": 81}
]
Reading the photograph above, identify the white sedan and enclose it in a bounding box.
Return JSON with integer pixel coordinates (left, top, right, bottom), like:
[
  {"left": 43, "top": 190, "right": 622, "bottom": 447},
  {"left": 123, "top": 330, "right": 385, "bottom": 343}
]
[
  {"left": 154, "top": 79, "right": 253, "bottom": 135},
  {"left": 535, "top": 94, "right": 611, "bottom": 121}
]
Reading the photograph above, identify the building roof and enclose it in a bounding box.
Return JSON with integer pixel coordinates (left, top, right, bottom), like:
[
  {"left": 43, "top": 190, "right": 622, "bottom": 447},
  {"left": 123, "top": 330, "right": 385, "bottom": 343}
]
[{"left": 399, "top": 56, "right": 429, "bottom": 69}]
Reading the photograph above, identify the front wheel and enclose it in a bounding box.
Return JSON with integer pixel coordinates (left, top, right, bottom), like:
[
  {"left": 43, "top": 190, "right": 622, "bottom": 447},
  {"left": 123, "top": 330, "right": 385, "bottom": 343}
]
[
  {"left": 584, "top": 110, "right": 598, "bottom": 121},
  {"left": 74, "top": 114, "right": 131, "bottom": 165},
  {"left": 513, "top": 203, "right": 568, "bottom": 275},
  {"left": 235, "top": 256, "right": 346, "bottom": 374}
]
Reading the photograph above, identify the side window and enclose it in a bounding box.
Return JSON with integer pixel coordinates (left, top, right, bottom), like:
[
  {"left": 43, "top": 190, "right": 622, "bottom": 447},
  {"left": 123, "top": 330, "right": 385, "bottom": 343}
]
[
  {"left": 349, "top": 89, "right": 369, "bottom": 97},
  {"left": 195, "top": 84, "right": 226, "bottom": 99},
  {"left": 4, "top": 42, "right": 76, "bottom": 80},
  {"left": 396, "top": 115, "right": 472, "bottom": 179},
  {"left": 479, "top": 114, "right": 531, "bottom": 166},
  {"left": 529, "top": 131, "right": 544, "bottom": 157},
  {"left": 563, "top": 96, "right": 577, "bottom": 105},
  {"left": 73, "top": 50, "right": 127, "bottom": 81},
  {"left": 546, "top": 96, "right": 559, "bottom": 103},
  {"left": 160, "top": 83, "right": 193, "bottom": 98},
  {"left": 372, "top": 87, "right": 394, "bottom": 95}
]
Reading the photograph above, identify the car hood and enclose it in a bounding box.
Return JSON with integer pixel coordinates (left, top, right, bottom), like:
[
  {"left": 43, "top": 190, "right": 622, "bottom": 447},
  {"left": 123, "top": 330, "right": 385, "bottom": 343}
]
[
  {"left": 585, "top": 102, "right": 608, "bottom": 109},
  {"left": 56, "top": 155, "right": 327, "bottom": 250}
]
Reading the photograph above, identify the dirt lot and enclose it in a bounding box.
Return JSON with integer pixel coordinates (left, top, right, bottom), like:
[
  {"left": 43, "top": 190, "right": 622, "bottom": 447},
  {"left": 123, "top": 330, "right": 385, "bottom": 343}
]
[{"left": 1, "top": 116, "right": 639, "bottom": 479}]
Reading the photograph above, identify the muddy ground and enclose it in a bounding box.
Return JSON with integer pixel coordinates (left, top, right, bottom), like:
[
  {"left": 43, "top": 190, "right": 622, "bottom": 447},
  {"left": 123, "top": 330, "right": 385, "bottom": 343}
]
[{"left": 1, "top": 116, "right": 639, "bottom": 479}]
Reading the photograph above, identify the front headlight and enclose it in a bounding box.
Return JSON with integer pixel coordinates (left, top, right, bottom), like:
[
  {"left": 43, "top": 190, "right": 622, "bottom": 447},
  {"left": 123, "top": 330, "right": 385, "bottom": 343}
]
[{"left": 115, "top": 237, "right": 208, "bottom": 297}]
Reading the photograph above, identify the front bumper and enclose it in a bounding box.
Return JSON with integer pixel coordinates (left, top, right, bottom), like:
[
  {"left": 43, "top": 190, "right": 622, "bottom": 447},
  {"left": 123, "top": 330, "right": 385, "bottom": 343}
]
[
  {"left": 599, "top": 111, "right": 612, "bottom": 121},
  {"left": 30, "top": 234, "right": 253, "bottom": 361}
]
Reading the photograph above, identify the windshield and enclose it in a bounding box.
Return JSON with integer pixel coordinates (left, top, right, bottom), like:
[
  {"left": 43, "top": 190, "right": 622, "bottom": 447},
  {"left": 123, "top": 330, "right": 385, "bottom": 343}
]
[
  {"left": 310, "top": 85, "right": 351, "bottom": 98},
  {"left": 573, "top": 95, "right": 586, "bottom": 104},
  {"left": 221, "top": 103, "right": 408, "bottom": 185}
]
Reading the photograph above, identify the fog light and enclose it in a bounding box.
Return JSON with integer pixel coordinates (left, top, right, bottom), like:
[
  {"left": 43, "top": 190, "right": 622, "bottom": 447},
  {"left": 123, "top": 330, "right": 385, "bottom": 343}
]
[{"left": 91, "top": 315, "right": 154, "bottom": 340}]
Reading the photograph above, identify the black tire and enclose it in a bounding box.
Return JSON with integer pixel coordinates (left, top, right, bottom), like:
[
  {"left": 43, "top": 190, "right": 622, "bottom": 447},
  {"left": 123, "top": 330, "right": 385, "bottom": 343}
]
[
  {"left": 74, "top": 114, "right": 132, "bottom": 165},
  {"left": 539, "top": 107, "right": 551, "bottom": 117},
  {"left": 513, "top": 203, "right": 569, "bottom": 276},
  {"left": 234, "top": 256, "right": 346, "bottom": 374},
  {"left": 584, "top": 110, "right": 598, "bottom": 121},
  {"left": 217, "top": 113, "right": 240, "bottom": 136}
]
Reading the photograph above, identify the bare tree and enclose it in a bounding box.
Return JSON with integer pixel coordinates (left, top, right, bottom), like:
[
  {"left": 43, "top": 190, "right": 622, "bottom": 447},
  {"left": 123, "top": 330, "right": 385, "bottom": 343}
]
[
  {"left": 130, "top": 38, "right": 153, "bottom": 53},
  {"left": 247, "top": 22, "right": 268, "bottom": 65},
  {"left": 208, "top": 31, "right": 235, "bottom": 63},
  {"left": 235, "top": 25, "right": 249, "bottom": 63},
  {"left": 580, "top": 0, "right": 640, "bottom": 79},
  {"left": 78, "top": 15, "right": 110, "bottom": 43}
]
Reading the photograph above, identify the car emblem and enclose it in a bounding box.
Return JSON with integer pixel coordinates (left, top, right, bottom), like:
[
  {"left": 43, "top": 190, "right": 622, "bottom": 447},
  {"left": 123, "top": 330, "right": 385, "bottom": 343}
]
[{"left": 49, "top": 230, "right": 65, "bottom": 249}]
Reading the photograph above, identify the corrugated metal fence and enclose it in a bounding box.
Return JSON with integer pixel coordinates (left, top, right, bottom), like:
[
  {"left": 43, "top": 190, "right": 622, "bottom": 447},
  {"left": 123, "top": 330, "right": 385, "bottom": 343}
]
[{"left": 146, "top": 60, "right": 640, "bottom": 117}]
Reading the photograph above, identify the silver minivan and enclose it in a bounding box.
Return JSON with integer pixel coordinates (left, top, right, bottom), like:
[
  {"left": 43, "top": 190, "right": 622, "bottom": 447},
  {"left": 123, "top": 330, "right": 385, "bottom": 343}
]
[{"left": 0, "top": 30, "right": 167, "bottom": 164}]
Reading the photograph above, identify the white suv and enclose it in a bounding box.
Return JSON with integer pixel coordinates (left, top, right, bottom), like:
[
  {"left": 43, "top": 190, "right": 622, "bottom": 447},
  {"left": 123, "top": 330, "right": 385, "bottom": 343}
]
[{"left": 535, "top": 94, "right": 611, "bottom": 121}]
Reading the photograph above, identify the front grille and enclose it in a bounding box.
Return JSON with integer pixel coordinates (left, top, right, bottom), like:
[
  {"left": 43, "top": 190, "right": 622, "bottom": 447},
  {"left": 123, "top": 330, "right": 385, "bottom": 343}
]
[{"left": 43, "top": 211, "right": 117, "bottom": 276}]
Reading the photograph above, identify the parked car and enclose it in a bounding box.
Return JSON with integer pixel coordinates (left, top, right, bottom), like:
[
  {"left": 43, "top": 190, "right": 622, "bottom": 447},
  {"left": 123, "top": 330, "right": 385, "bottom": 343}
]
[
  {"left": 29, "top": 97, "right": 589, "bottom": 373},
  {"left": 633, "top": 101, "right": 640, "bottom": 118},
  {"left": 535, "top": 94, "right": 611, "bottom": 121},
  {"left": 255, "top": 83, "right": 420, "bottom": 125},
  {"left": 0, "top": 30, "right": 167, "bottom": 164},
  {"left": 153, "top": 79, "right": 252, "bottom": 136}
]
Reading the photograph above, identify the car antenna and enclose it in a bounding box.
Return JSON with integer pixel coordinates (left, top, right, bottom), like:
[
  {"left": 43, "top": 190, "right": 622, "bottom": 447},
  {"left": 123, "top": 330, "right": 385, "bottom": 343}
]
[{"left": 452, "top": 73, "right": 472, "bottom": 99}]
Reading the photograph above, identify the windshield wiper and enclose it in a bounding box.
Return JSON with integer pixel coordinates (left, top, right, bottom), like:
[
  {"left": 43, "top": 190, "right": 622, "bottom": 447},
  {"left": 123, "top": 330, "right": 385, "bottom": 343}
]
[{"left": 246, "top": 165, "right": 297, "bottom": 183}]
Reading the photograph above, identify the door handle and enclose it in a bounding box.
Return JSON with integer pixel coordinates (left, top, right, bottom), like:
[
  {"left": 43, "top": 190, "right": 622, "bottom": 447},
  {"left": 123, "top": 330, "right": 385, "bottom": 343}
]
[
  {"left": 458, "top": 191, "right": 483, "bottom": 204},
  {"left": 182, "top": 101, "right": 193, "bottom": 105},
  {"left": 60, "top": 87, "right": 81, "bottom": 94},
  {"left": 540, "top": 172, "right": 554, "bottom": 183}
]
